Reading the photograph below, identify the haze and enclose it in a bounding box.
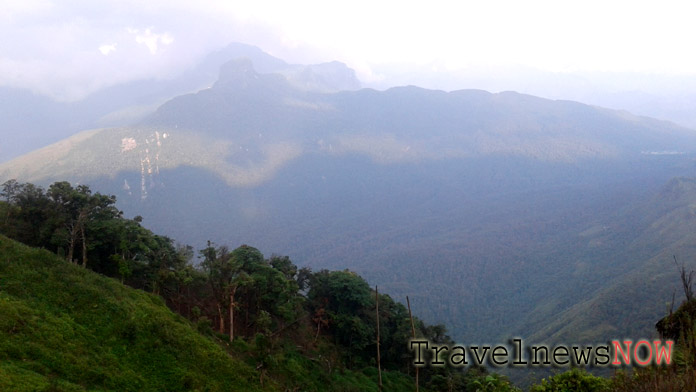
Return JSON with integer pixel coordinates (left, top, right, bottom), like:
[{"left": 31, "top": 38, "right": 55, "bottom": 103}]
[
  {"left": 4, "top": 1, "right": 696, "bottom": 107},
  {"left": 5, "top": 2, "right": 696, "bottom": 388}
]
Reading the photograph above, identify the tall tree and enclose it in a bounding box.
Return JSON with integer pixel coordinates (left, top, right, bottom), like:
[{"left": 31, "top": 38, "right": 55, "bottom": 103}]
[
  {"left": 201, "top": 243, "right": 244, "bottom": 339},
  {"left": 47, "top": 182, "right": 119, "bottom": 267},
  {"left": 1, "top": 179, "right": 20, "bottom": 204},
  {"left": 307, "top": 269, "right": 375, "bottom": 365}
]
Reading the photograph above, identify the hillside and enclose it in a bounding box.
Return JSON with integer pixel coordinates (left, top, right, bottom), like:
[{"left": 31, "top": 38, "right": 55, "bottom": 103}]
[
  {"left": 0, "top": 235, "right": 264, "bottom": 391},
  {"left": 2, "top": 52, "right": 696, "bottom": 350},
  {"left": 0, "top": 234, "right": 423, "bottom": 391},
  {"left": 4, "top": 59, "right": 695, "bottom": 187},
  {"left": 525, "top": 177, "right": 696, "bottom": 344}
]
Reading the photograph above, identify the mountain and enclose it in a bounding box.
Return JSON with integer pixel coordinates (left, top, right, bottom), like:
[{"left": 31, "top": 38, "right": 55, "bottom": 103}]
[
  {"left": 525, "top": 177, "right": 696, "bottom": 343},
  {"left": 2, "top": 55, "right": 696, "bottom": 350},
  {"left": 0, "top": 42, "right": 359, "bottom": 163}
]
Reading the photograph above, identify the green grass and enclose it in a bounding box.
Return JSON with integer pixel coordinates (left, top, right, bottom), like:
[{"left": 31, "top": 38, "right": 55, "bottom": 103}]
[
  {"left": 0, "top": 234, "right": 262, "bottom": 391},
  {"left": 0, "top": 235, "right": 419, "bottom": 391}
]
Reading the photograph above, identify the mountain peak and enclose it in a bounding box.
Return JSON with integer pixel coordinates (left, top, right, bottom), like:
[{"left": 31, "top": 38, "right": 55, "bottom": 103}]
[
  {"left": 212, "top": 54, "right": 361, "bottom": 93},
  {"left": 291, "top": 61, "right": 361, "bottom": 92},
  {"left": 215, "top": 57, "right": 260, "bottom": 87}
]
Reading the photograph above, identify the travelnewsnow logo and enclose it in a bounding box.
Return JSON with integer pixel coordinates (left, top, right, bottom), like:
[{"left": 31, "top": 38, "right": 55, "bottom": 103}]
[{"left": 409, "top": 338, "right": 673, "bottom": 368}]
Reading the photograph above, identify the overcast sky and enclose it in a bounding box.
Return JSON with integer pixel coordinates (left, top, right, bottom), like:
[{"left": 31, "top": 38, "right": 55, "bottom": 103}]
[{"left": 3, "top": 0, "right": 696, "bottom": 101}]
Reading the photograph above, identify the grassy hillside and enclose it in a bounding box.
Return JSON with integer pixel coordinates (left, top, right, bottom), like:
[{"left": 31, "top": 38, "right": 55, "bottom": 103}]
[
  {"left": 0, "top": 235, "right": 418, "bottom": 391},
  {"left": 0, "top": 234, "right": 263, "bottom": 391}
]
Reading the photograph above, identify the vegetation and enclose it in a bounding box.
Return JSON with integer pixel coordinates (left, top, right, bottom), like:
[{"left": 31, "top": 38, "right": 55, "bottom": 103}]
[
  {"left": 4, "top": 59, "right": 696, "bottom": 356},
  {"left": 528, "top": 261, "right": 696, "bottom": 392},
  {"left": 5, "top": 178, "right": 696, "bottom": 391},
  {"left": 530, "top": 369, "right": 611, "bottom": 392},
  {"left": 0, "top": 234, "right": 262, "bottom": 391},
  {"left": 0, "top": 179, "right": 493, "bottom": 391}
]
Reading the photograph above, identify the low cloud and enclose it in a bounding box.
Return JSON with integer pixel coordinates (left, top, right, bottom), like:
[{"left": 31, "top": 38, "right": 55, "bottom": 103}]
[
  {"left": 0, "top": 1, "right": 260, "bottom": 101},
  {"left": 3, "top": 0, "right": 696, "bottom": 107}
]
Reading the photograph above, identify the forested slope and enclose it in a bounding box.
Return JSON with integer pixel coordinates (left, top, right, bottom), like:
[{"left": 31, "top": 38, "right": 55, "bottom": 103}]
[
  {"left": 0, "top": 234, "right": 262, "bottom": 391},
  {"left": 0, "top": 181, "right": 522, "bottom": 391}
]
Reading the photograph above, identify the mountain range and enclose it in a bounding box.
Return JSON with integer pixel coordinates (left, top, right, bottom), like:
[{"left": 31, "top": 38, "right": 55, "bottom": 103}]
[
  {"left": 2, "top": 44, "right": 696, "bottom": 351},
  {"left": 0, "top": 42, "right": 360, "bottom": 163}
]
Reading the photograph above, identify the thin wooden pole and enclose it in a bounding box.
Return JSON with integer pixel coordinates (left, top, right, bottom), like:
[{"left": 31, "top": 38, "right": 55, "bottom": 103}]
[
  {"left": 407, "top": 296, "right": 419, "bottom": 392},
  {"left": 376, "top": 286, "right": 382, "bottom": 390}
]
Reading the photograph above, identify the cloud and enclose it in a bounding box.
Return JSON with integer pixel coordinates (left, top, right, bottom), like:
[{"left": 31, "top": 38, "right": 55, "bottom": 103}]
[
  {"left": 129, "top": 27, "right": 174, "bottom": 55},
  {"left": 0, "top": 1, "right": 248, "bottom": 101},
  {"left": 98, "top": 43, "right": 117, "bottom": 55},
  {"left": 2, "top": 0, "right": 696, "bottom": 103}
]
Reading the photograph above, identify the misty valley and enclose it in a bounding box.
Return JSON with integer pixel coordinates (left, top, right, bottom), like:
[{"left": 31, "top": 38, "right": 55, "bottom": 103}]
[{"left": 2, "top": 42, "right": 696, "bottom": 391}]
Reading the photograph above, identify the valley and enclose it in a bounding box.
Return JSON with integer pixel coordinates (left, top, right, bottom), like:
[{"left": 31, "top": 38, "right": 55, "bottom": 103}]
[{"left": 2, "top": 49, "right": 695, "bottom": 352}]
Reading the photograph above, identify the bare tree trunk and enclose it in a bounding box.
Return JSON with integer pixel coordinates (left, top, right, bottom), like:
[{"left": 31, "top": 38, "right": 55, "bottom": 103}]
[
  {"left": 217, "top": 304, "right": 225, "bottom": 333},
  {"left": 229, "top": 286, "right": 237, "bottom": 341},
  {"left": 407, "top": 296, "right": 419, "bottom": 392},
  {"left": 80, "top": 222, "right": 87, "bottom": 268},
  {"left": 376, "top": 286, "right": 382, "bottom": 391},
  {"left": 245, "top": 304, "right": 249, "bottom": 335},
  {"left": 67, "top": 224, "right": 76, "bottom": 263},
  {"left": 315, "top": 323, "right": 321, "bottom": 342},
  {"left": 675, "top": 255, "right": 695, "bottom": 301}
]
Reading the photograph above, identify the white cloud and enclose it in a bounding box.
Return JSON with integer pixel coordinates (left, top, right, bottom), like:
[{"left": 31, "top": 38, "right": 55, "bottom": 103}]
[
  {"left": 130, "top": 27, "right": 174, "bottom": 55},
  {"left": 98, "top": 43, "right": 117, "bottom": 55},
  {"left": 0, "top": 0, "right": 53, "bottom": 22},
  {"left": 1, "top": 0, "right": 696, "bottom": 101}
]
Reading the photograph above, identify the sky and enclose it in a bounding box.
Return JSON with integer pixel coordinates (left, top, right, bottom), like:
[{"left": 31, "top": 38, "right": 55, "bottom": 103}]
[{"left": 3, "top": 0, "right": 696, "bottom": 101}]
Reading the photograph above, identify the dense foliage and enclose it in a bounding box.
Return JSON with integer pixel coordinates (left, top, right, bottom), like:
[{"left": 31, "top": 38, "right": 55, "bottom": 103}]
[
  {"left": 4, "top": 179, "right": 696, "bottom": 391},
  {"left": 0, "top": 235, "right": 262, "bottom": 391},
  {"left": 529, "top": 369, "right": 611, "bottom": 392},
  {"left": 1, "top": 179, "right": 495, "bottom": 390}
]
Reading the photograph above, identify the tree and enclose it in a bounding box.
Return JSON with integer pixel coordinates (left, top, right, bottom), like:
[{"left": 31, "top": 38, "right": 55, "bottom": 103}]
[
  {"left": 0, "top": 179, "right": 22, "bottom": 232},
  {"left": 230, "top": 246, "right": 300, "bottom": 337},
  {"left": 269, "top": 255, "right": 297, "bottom": 280},
  {"left": 307, "top": 269, "right": 375, "bottom": 365},
  {"left": 47, "top": 182, "right": 119, "bottom": 267},
  {"left": 1, "top": 179, "right": 20, "bottom": 204},
  {"left": 530, "top": 369, "right": 608, "bottom": 392},
  {"left": 201, "top": 243, "right": 245, "bottom": 340},
  {"left": 11, "top": 183, "right": 51, "bottom": 247}
]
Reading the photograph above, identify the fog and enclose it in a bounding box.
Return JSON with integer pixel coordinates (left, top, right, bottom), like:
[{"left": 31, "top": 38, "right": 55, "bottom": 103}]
[{"left": 3, "top": 0, "right": 696, "bottom": 127}]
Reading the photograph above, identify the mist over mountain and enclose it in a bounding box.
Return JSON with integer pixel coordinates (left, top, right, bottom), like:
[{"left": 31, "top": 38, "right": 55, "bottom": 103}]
[
  {"left": 4, "top": 38, "right": 696, "bottom": 164},
  {"left": 2, "top": 47, "right": 696, "bottom": 353},
  {"left": 0, "top": 42, "right": 359, "bottom": 163},
  {"left": 369, "top": 64, "right": 696, "bottom": 131}
]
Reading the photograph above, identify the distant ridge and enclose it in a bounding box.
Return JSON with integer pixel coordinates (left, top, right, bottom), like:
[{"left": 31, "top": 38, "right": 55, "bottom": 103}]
[
  {"left": 2, "top": 50, "right": 696, "bottom": 350},
  {"left": 0, "top": 42, "right": 360, "bottom": 163}
]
